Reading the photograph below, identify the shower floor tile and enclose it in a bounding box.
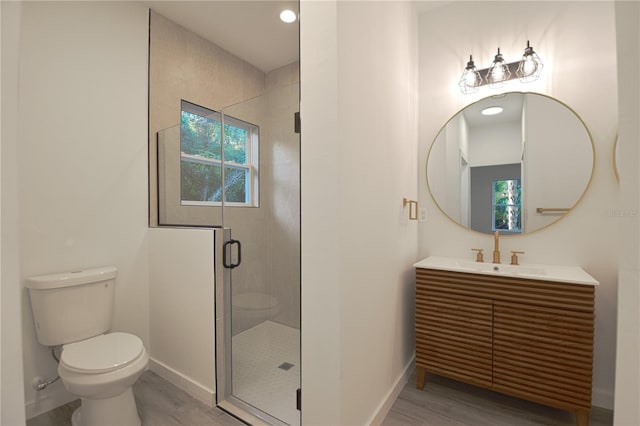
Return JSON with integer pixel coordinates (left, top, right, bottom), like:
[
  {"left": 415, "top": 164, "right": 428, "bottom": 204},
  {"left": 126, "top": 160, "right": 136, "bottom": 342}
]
[{"left": 232, "top": 320, "right": 300, "bottom": 425}]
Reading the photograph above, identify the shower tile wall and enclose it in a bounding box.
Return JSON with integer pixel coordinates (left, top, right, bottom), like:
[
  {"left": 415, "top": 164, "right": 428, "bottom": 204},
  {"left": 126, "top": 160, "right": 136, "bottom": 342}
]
[
  {"left": 149, "top": 10, "right": 265, "bottom": 227},
  {"left": 265, "top": 63, "right": 301, "bottom": 330},
  {"left": 149, "top": 12, "right": 300, "bottom": 330}
]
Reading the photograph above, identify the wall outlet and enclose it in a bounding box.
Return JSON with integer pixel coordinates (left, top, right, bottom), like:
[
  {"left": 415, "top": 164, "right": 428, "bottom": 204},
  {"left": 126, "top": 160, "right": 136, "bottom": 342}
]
[{"left": 419, "top": 208, "right": 427, "bottom": 222}]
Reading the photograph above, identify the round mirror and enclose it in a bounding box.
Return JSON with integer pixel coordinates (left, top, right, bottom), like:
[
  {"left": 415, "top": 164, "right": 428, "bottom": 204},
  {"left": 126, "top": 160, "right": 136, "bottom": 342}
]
[{"left": 426, "top": 92, "right": 594, "bottom": 234}]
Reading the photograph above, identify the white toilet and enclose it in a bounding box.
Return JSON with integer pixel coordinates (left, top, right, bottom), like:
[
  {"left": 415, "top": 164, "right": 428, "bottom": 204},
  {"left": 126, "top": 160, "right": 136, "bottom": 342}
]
[
  {"left": 25, "top": 266, "right": 148, "bottom": 426},
  {"left": 232, "top": 292, "right": 280, "bottom": 335}
]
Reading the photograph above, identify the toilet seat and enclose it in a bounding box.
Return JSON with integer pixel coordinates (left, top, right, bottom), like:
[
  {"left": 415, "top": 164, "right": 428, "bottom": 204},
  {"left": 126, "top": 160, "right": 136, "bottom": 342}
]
[{"left": 61, "top": 332, "right": 144, "bottom": 374}]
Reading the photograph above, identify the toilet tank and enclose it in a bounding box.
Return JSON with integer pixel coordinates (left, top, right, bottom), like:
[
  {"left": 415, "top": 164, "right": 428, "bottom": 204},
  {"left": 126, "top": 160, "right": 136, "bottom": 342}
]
[{"left": 25, "top": 266, "right": 117, "bottom": 346}]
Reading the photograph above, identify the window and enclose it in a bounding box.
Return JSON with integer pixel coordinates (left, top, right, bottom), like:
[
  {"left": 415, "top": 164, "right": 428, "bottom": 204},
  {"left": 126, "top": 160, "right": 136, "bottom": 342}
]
[
  {"left": 180, "top": 100, "right": 259, "bottom": 207},
  {"left": 492, "top": 178, "right": 521, "bottom": 233}
]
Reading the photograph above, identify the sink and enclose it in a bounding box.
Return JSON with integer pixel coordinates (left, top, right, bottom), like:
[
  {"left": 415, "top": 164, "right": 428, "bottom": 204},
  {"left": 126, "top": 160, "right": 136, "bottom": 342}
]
[
  {"left": 455, "top": 260, "right": 547, "bottom": 277},
  {"left": 414, "top": 256, "right": 598, "bottom": 286}
]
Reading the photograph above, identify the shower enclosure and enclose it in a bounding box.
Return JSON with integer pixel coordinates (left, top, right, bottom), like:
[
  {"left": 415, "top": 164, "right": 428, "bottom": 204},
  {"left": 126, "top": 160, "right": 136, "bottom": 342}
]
[
  {"left": 156, "top": 78, "right": 301, "bottom": 425},
  {"left": 215, "top": 83, "right": 301, "bottom": 426},
  {"left": 150, "top": 4, "right": 300, "bottom": 423}
]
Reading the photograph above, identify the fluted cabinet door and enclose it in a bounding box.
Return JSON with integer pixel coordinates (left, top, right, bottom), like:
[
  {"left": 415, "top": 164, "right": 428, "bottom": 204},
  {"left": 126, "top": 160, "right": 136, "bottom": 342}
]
[
  {"left": 415, "top": 269, "right": 492, "bottom": 388},
  {"left": 493, "top": 300, "right": 594, "bottom": 411}
]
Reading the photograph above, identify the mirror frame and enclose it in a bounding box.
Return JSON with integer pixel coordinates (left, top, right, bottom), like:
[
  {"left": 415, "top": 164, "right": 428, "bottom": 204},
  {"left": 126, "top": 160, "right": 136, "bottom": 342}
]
[{"left": 425, "top": 91, "right": 596, "bottom": 235}]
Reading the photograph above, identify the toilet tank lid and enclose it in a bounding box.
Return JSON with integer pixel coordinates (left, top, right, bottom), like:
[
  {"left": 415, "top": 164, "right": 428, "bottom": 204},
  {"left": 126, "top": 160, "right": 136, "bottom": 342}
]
[{"left": 24, "top": 266, "right": 117, "bottom": 290}]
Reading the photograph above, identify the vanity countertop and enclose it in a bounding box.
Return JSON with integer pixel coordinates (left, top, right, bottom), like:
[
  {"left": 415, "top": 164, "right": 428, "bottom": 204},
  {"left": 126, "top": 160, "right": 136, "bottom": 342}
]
[{"left": 414, "top": 256, "right": 599, "bottom": 286}]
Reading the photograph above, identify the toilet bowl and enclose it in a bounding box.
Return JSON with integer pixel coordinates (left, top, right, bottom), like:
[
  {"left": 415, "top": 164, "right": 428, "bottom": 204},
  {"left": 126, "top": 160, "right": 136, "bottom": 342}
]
[
  {"left": 24, "top": 267, "right": 148, "bottom": 426},
  {"left": 232, "top": 292, "right": 280, "bottom": 335},
  {"left": 58, "top": 332, "right": 149, "bottom": 426}
]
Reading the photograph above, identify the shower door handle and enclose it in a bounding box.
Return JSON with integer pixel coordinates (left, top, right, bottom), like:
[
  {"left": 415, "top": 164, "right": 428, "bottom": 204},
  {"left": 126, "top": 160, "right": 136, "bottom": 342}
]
[{"left": 223, "top": 239, "right": 242, "bottom": 269}]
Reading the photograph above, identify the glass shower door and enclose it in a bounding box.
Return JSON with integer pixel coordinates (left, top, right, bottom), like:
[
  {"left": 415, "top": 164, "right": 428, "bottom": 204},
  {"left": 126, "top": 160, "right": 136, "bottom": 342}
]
[{"left": 216, "top": 81, "right": 300, "bottom": 426}]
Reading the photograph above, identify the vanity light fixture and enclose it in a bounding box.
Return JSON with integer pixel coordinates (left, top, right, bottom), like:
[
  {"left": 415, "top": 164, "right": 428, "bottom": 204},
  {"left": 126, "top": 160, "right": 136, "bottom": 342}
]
[
  {"left": 459, "top": 41, "right": 544, "bottom": 94},
  {"left": 280, "top": 9, "right": 297, "bottom": 23}
]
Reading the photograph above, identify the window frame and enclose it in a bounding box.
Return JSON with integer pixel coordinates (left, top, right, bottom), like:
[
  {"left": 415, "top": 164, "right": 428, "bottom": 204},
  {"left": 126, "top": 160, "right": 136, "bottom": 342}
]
[{"left": 179, "top": 100, "right": 259, "bottom": 208}]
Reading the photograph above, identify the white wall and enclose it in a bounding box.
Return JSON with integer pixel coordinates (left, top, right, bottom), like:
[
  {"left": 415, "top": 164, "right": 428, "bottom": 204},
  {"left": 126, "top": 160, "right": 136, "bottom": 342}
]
[
  {"left": 16, "top": 2, "right": 149, "bottom": 418},
  {"left": 300, "top": 2, "right": 342, "bottom": 422},
  {"left": 524, "top": 94, "right": 594, "bottom": 231},
  {"left": 418, "top": 1, "right": 618, "bottom": 409},
  {"left": 148, "top": 228, "right": 216, "bottom": 405},
  {"left": 1, "top": 1, "right": 27, "bottom": 425},
  {"left": 613, "top": 1, "right": 640, "bottom": 424},
  {"left": 301, "top": 1, "right": 419, "bottom": 424},
  {"left": 468, "top": 121, "right": 521, "bottom": 167}
]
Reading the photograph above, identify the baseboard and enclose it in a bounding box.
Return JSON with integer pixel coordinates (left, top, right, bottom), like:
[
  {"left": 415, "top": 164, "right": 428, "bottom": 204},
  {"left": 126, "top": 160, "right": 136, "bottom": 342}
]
[
  {"left": 368, "top": 355, "right": 415, "bottom": 426},
  {"left": 25, "top": 385, "right": 76, "bottom": 420},
  {"left": 148, "top": 358, "right": 215, "bottom": 407},
  {"left": 592, "top": 386, "right": 615, "bottom": 410}
]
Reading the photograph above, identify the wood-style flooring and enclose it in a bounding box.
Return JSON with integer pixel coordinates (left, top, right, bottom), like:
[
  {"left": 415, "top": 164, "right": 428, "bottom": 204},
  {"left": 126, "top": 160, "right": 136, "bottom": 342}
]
[
  {"left": 27, "top": 371, "right": 244, "bottom": 426},
  {"left": 28, "top": 369, "right": 613, "bottom": 426},
  {"left": 382, "top": 372, "right": 613, "bottom": 426}
]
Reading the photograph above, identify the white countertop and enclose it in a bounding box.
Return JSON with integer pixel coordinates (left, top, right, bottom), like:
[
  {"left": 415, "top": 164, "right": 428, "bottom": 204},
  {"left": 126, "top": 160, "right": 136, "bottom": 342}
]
[{"left": 414, "top": 256, "right": 599, "bottom": 286}]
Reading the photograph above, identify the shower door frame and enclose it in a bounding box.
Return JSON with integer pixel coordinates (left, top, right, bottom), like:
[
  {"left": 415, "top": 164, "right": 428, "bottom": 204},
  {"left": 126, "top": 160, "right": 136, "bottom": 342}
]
[{"left": 214, "top": 228, "right": 293, "bottom": 426}]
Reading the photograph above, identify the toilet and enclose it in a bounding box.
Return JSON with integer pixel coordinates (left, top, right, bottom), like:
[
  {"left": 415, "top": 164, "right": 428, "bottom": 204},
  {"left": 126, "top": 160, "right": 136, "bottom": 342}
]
[
  {"left": 25, "top": 266, "right": 148, "bottom": 426},
  {"left": 231, "top": 292, "right": 280, "bottom": 335}
]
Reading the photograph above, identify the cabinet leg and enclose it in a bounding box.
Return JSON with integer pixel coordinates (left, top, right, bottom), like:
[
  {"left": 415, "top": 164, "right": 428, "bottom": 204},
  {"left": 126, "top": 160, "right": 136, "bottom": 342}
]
[
  {"left": 416, "top": 366, "right": 426, "bottom": 390},
  {"left": 575, "top": 409, "right": 590, "bottom": 426}
]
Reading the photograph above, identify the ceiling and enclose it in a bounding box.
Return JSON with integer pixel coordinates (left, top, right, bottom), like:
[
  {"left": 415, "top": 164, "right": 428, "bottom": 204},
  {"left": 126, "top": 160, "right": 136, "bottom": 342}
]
[
  {"left": 143, "top": 1, "right": 299, "bottom": 73},
  {"left": 142, "top": 1, "right": 453, "bottom": 74},
  {"left": 463, "top": 93, "right": 525, "bottom": 128}
]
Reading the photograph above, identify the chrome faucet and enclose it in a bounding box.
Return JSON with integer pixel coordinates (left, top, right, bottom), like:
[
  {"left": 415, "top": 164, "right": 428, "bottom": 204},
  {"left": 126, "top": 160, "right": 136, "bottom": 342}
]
[{"left": 493, "top": 230, "right": 501, "bottom": 264}]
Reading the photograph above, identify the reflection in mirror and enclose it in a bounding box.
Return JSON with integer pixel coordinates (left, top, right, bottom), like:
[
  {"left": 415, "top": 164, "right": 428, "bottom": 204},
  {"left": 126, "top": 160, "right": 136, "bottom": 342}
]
[
  {"left": 613, "top": 134, "right": 619, "bottom": 183},
  {"left": 427, "top": 93, "right": 594, "bottom": 234}
]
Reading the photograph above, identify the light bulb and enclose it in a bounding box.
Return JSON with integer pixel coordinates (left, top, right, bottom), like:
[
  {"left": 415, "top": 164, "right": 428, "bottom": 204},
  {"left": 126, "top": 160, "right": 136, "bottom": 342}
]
[
  {"left": 465, "top": 70, "right": 479, "bottom": 86},
  {"left": 522, "top": 57, "right": 537, "bottom": 75},
  {"left": 280, "top": 10, "right": 297, "bottom": 23},
  {"left": 490, "top": 66, "right": 504, "bottom": 81}
]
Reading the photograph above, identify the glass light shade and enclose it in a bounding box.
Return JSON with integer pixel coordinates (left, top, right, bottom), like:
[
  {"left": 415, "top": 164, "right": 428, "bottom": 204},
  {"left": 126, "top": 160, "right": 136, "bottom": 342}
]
[
  {"left": 459, "top": 55, "right": 482, "bottom": 94},
  {"left": 486, "top": 48, "right": 511, "bottom": 88},
  {"left": 516, "top": 41, "right": 543, "bottom": 82}
]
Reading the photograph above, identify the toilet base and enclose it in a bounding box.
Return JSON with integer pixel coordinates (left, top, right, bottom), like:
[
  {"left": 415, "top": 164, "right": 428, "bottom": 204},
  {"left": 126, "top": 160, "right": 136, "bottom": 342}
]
[{"left": 71, "top": 387, "right": 141, "bottom": 426}]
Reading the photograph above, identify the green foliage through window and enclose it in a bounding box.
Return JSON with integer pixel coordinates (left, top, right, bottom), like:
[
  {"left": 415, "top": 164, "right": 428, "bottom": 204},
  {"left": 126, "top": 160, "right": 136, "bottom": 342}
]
[
  {"left": 180, "top": 101, "right": 258, "bottom": 206},
  {"left": 492, "top": 179, "right": 521, "bottom": 232}
]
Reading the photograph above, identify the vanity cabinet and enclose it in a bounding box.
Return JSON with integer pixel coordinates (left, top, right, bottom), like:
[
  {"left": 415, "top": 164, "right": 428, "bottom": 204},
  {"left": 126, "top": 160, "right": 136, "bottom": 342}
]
[{"left": 415, "top": 267, "right": 595, "bottom": 426}]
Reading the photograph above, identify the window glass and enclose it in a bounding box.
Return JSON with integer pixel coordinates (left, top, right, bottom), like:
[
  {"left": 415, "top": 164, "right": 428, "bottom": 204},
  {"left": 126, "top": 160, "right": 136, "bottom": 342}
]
[
  {"left": 492, "top": 178, "right": 521, "bottom": 232},
  {"left": 180, "top": 100, "right": 258, "bottom": 206}
]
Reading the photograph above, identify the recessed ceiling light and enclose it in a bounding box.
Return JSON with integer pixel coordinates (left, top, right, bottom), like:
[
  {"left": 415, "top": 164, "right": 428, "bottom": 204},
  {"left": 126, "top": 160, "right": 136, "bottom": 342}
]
[
  {"left": 280, "top": 10, "right": 297, "bottom": 23},
  {"left": 481, "top": 106, "right": 504, "bottom": 116}
]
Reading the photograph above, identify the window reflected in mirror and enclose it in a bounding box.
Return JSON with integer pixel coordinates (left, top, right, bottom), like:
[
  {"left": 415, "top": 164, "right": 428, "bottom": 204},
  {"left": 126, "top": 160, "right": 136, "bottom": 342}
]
[{"left": 493, "top": 178, "right": 521, "bottom": 233}]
